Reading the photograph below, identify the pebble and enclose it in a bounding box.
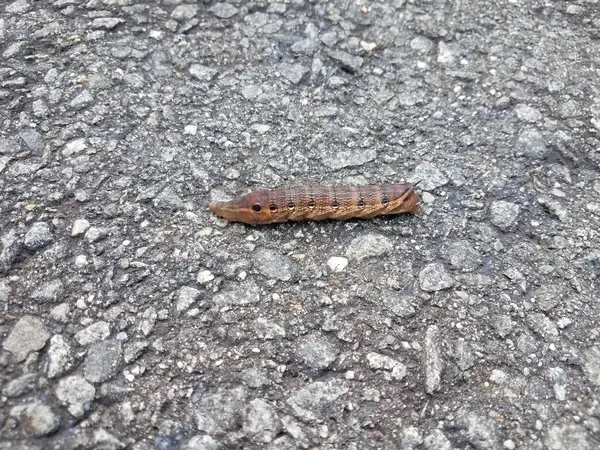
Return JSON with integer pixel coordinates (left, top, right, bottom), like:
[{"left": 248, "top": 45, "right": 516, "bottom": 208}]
[
  {"left": 197, "top": 269, "right": 215, "bottom": 284},
  {"left": 3, "top": 373, "right": 36, "bottom": 397},
  {"left": 253, "top": 248, "right": 297, "bottom": 281},
  {"left": 425, "top": 325, "right": 442, "bottom": 394},
  {"left": 46, "top": 335, "right": 72, "bottom": 378},
  {"left": 71, "top": 219, "right": 91, "bottom": 237},
  {"left": 423, "top": 429, "right": 452, "bottom": 450},
  {"left": 63, "top": 138, "right": 87, "bottom": 157},
  {"left": 296, "top": 333, "right": 339, "bottom": 370},
  {"left": 489, "top": 369, "right": 507, "bottom": 384},
  {"left": 517, "top": 127, "right": 548, "bottom": 159},
  {"left": 278, "top": 63, "right": 309, "bottom": 84},
  {"left": 185, "top": 435, "right": 221, "bottom": 450},
  {"left": 286, "top": 380, "right": 349, "bottom": 422},
  {"left": 514, "top": 104, "right": 542, "bottom": 122},
  {"left": 24, "top": 222, "right": 53, "bottom": 251},
  {"left": 84, "top": 226, "right": 107, "bottom": 243},
  {"left": 437, "top": 41, "right": 457, "bottom": 65},
  {"left": 322, "top": 147, "right": 376, "bottom": 170},
  {"left": 545, "top": 423, "right": 592, "bottom": 450},
  {"left": 50, "top": 303, "right": 70, "bottom": 322},
  {"left": 75, "top": 321, "right": 110, "bottom": 346},
  {"left": 503, "top": 439, "right": 516, "bottom": 449},
  {"left": 582, "top": 346, "right": 599, "bottom": 385},
  {"left": 74, "top": 254, "right": 88, "bottom": 268},
  {"left": 242, "top": 398, "right": 281, "bottom": 443},
  {"left": 538, "top": 196, "right": 569, "bottom": 222},
  {"left": 209, "top": 2, "right": 239, "bottom": 19},
  {"left": 84, "top": 340, "right": 123, "bottom": 383},
  {"left": 345, "top": 233, "right": 393, "bottom": 262},
  {"left": 455, "top": 340, "right": 475, "bottom": 371},
  {"left": 6, "top": 0, "right": 32, "bottom": 14},
  {"left": 328, "top": 50, "right": 363, "bottom": 72},
  {"left": 190, "top": 64, "right": 218, "bottom": 82},
  {"left": 534, "top": 284, "right": 564, "bottom": 312},
  {"left": 410, "top": 35, "right": 434, "bottom": 53},
  {"left": 327, "top": 256, "right": 348, "bottom": 273},
  {"left": 55, "top": 375, "right": 95, "bottom": 417},
  {"left": 69, "top": 89, "right": 93, "bottom": 110},
  {"left": 381, "top": 290, "right": 415, "bottom": 318},
  {"left": 3, "top": 315, "right": 50, "bottom": 362},
  {"left": 528, "top": 313, "right": 559, "bottom": 342},
  {"left": 154, "top": 187, "right": 185, "bottom": 210},
  {"left": 409, "top": 161, "right": 448, "bottom": 191},
  {"left": 492, "top": 314, "right": 514, "bottom": 338},
  {"left": 176, "top": 286, "right": 201, "bottom": 314},
  {"left": 547, "top": 367, "right": 567, "bottom": 401},
  {"left": 441, "top": 240, "right": 481, "bottom": 272},
  {"left": 91, "top": 17, "right": 125, "bottom": 30},
  {"left": 31, "top": 279, "right": 64, "bottom": 303},
  {"left": 419, "top": 263, "right": 454, "bottom": 292},
  {"left": 195, "top": 386, "right": 247, "bottom": 435},
  {"left": 213, "top": 281, "right": 260, "bottom": 306},
  {"left": 171, "top": 4, "right": 198, "bottom": 20},
  {"left": 9, "top": 402, "right": 59, "bottom": 437},
  {"left": 490, "top": 201, "right": 520, "bottom": 230},
  {"left": 367, "top": 352, "right": 407, "bottom": 380}
]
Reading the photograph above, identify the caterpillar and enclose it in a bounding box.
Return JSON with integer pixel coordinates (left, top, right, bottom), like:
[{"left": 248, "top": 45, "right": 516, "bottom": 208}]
[{"left": 209, "top": 183, "right": 420, "bottom": 224}]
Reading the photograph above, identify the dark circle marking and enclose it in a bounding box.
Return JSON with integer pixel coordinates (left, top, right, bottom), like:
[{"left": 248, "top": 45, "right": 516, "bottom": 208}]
[
  {"left": 357, "top": 199, "right": 365, "bottom": 208},
  {"left": 252, "top": 203, "right": 262, "bottom": 213},
  {"left": 288, "top": 201, "right": 295, "bottom": 210},
  {"left": 331, "top": 200, "right": 340, "bottom": 209},
  {"left": 308, "top": 200, "right": 316, "bottom": 209},
  {"left": 269, "top": 204, "right": 278, "bottom": 212},
  {"left": 381, "top": 196, "right": 389, "bottom": 205}
]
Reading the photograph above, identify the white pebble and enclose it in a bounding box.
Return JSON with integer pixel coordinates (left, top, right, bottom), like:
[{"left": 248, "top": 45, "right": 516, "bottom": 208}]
[
  {"left": 74, "top": 255, "right": 88, "bottom": 267},
  {"left": 197, "top": 270, "right": 215, "bottom": 284},
  {"left": 421, "top": 192, "right": 435, "bottom": 204},
  {"left": 503, "top": 439, "right": 515, "bottom": 449},
  {"left": 71, "top": 219, "right": 90, "bottom": 237},
  {"left": 327, "top": 256, "right": 348, "bottom": 273},
  {"left": 184, "top": 124, "right": 197, "bottom": 135}
]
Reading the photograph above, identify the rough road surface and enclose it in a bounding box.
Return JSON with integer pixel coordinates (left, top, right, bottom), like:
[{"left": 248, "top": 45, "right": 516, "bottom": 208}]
[{"left": 1, "top": 0, "right": 599, "bottom": 449}]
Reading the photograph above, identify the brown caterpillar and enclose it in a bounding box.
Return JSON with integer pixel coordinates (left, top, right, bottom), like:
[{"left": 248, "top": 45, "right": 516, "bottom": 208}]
[{"left": 209, "top": 183, "right": 420, "bottom": 224}]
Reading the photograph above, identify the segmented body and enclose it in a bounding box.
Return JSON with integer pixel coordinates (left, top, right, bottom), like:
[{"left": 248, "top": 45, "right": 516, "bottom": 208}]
[{"left": 209, "top": 183, "right": 419, "bottom": 224}]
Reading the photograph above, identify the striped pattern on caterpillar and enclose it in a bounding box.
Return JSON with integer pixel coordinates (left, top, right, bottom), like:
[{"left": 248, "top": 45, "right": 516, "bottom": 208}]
[{"left": 209, "top": 183, "right": 420, "bottom": 225}]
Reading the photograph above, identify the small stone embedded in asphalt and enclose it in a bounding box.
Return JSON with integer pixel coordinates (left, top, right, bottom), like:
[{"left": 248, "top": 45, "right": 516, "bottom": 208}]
[
  {"left": 197, "top": 269, "right": 215, "bottom": 284},
  {"left": 528, "top": 313, "right": 559, "bottom": 342},
  {"left": 83, "top": 340, "right": 123, "bottom": 383},
  {"left": 491, "top": 314, "right": 514, "bottom": 338},
  {"left": 213, "top": 280, "right": 260, "bottom": 306},
  {"left": 286, "top": 380, "right": 349, "bottom": 422},
  {"left": 9, "top": 402, "right": 59, "bottom": 437},
  {"left": 3, "top": 315, "right": 51, "bottom": 362},
  {"left": 437, "top": 41, "right": 457, "bottom": 65},
  {"left": 176, "top": 286, "right": 201, "bottom": 314},
  {"left": 84, "top": 226, "right": 107, "bottom": 243},
  {"left": 154, "top": 187, "right": 185, "bottom": 210},
  {"left": 195, "top": 386, "right": 247, "bottom": 435},
  {"left": 517, "top": 127, "right": 548, "bottom": 159},
  {"left": 75, "top": 321, "right": 110, "bottom": 345},
  {"left": 382, "top": 290, "right": 416, "bottom": 318},
  {"left": 440, "top": 240, "right": 482, "bottom": 272},
  {"left": 91, "top": 17, "right": 125, "bottom": 30},
  {"left": 63, "top": 138, "right": 87, "bottom": 157},
  {"left": 209, "top": 2, "right": 239, "bottom": 19},
  {"left": 455, "top": 340, "right": 475, "bottom": 371},
  {"left": 583, "top": 346, "right": 600, "bottom": 385},
  {"left": 253, "top": 247, "right": 297, "bottom": 281},
  {"left": 409, "top": 161, "right": 449, "bottom": 192},
  {"left": 171, "top": 4, "right": 198, "bottom": 20},
  {"left": 328, "top": 50, "right": 364, "bottom": 72},
  {"left": 296, "top": 333, "right": 339, "bottom": 370},
  {"left": 69, "top": 89, "right": 93, "bottom": 110},
  {"left": 544, "top": 423, "right": 594, "bottom": 450},
  {"left": 538, "top": 196, "right": 569, "bottom": 222},
  {"left": 190, "top": 64, "right": 218, "bottom": 82},
  {"left": 31, "top": 279, "right": 64, "bottom": 303},
  {"left": 24, "top": 222, "right": 53, "bottom": 251},
  {"left": 327, "top": 256, "right": 348, "bottom": 273},
  {"left": 547, "top": 367, "right": 567, "bottom": 401},
  {"left": 425, "top": 325, "right": 443, "bottom": 394},
  {"left": 242, "top": 398, "right": 281, "bottom": 443},
  {"left": 345, "top": 233, "right": 393, "bottom": 262},
  {"left": 3, "top": 373, "right": 36, "bottom": 397},
  {"left": 55, "top": 375, "right": 96, "bottom": 417},
  {"left": 367, "top": 352, "right": 407, "bottom": 381},
  {"left": 46, "top": 335, "right": 72, "bottom": 378},
  {"left": 490, "top": 201, "right": 520, "bottom": 230},
  {"left": 419, "top": 263, "right": 454, "bottom": 292},
  {"left": 423, "top": 429, "right": 453, "bottom": 450},
  {"left": 402, "top": 426, "right": 424, "bottom": 449},
  {"left": 278, "top": 63, "right": 309, "bottom": 84},
  {"left": 322, "top": 147, "right": 376, "bottom": 170},
  {"left": 185, "top": 435, "right": 221, "bottom": 450},
  {"left": 71, "top": 219, "right": 91, "bottom": 237},
  {"left": 534, "top": 284, "right": 564, "bottom": 312},
  {"left": 514, "top": 103, "right": 542, "bottom": 122}
]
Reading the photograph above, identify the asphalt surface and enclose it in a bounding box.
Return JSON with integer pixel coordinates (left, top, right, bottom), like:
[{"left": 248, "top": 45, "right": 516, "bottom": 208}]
[{"left": 1, "top": 0, "right": 599, "bottom": 449}]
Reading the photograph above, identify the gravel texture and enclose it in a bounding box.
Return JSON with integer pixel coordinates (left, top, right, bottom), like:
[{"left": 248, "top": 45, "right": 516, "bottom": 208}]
[{"left": 1, "top": 0, "right": 599, "bottom": 449}]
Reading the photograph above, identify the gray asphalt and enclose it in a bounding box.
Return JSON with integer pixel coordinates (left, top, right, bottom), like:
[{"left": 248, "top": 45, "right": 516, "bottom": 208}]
[{"left": 0, "top": 0, "right": 599, "bottom": 449}]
